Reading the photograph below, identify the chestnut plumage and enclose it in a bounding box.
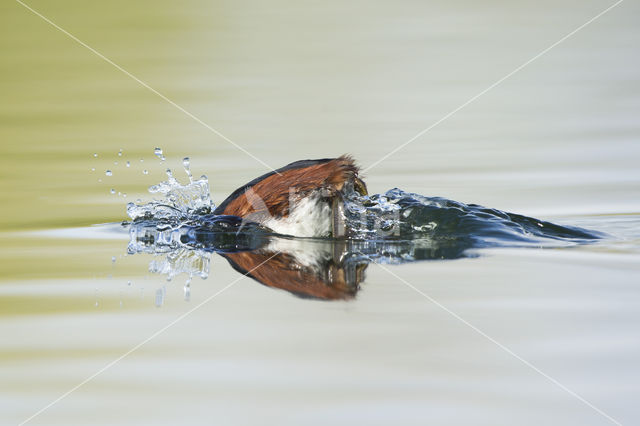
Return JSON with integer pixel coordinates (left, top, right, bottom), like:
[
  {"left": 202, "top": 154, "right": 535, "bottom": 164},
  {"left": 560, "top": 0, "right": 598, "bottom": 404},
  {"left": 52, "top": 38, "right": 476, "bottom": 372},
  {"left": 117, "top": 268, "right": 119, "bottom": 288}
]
[{"left": 213, "top": 155, "right": 367, "bottom": 237}]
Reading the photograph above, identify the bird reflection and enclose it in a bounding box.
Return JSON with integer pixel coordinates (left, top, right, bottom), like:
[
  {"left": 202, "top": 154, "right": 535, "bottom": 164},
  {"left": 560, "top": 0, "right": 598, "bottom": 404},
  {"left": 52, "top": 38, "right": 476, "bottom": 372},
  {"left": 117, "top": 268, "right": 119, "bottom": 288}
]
[
  {"left": 127, "top": 219, "right": 470, "bottom": 300},
  {"left": 221, "top": 246, "right": 366, "bottom": 300}
]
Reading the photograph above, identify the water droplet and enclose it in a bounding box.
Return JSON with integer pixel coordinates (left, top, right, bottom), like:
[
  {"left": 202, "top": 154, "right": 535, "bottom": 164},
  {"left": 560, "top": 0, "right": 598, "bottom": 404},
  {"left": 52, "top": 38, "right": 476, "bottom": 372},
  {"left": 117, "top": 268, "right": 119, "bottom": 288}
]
[
  {"left": 135, "top": 198, "right": 142, "bottom": 203},
  {"left": 123, "top": 193, "right": 127, "bottom": 198},
  {"left": 105, "top": 170, "right": 112, "bottom": 176},
  {"left": 118, "top": 191, "right": 121, "bottom": 196},
  {"left": 93, "top": 153, "right": 98, "bottom": 158},
  {"left": 111, "top": 256, "right": 116, "bottom": 263},
  {"left": 184, "top": 284, "right": 191, "bottom": 302},
  {"left": 98, "top": 178, "right": 102, "bottom": 183},
  {"left": 110, "top": 188, "right": 116, "bottom": 194},
  {"left": 143, "top": 169, "right": 148, "bottom": 175},
  {"left": 183, "top": 157, "right": 193, "bottom": 183},
  {"left": 184, "top": 276, "right": 192, "bottom": 302},
  {"left": 127, "top": 280, "right": 131, "bottom": 286},
  {"left": 140, "top": 158, "right": 144, "bottom": 162},
  {"left": 126, "top": 161, "right": 130, "bottom": 167},
  {"left": 114, "top": 161, "right": 118, "bottom": 166},
  {"left": 90, "top": 167, "right": 95, "bottom": 172},
  {"left": 118, "top": 149, "right": 123, "bottom": 157},
  {"left": 166, "top": 168, "right": 173, "bottom": 179},
  {"left": 154, "top": 147, "right": 165, "bottom": 161},
  {"left": 155, "top": 288, "right": 164, "bottom": 307}
]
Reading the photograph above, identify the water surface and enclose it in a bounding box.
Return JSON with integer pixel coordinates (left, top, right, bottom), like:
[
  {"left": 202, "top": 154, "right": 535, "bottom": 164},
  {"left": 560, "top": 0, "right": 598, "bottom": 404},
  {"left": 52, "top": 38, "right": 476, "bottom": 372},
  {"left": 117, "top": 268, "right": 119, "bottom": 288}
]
[{"left": 1, "top": 0, "right": 639, "bottom": 425}]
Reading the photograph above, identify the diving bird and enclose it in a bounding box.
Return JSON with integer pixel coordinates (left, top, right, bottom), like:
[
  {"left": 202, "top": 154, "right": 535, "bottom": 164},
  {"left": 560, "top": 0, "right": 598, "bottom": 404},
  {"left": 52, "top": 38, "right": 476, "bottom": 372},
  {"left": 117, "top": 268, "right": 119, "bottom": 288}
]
[{"left": 213, "top": 155, "right": 367, "bottom": 238}]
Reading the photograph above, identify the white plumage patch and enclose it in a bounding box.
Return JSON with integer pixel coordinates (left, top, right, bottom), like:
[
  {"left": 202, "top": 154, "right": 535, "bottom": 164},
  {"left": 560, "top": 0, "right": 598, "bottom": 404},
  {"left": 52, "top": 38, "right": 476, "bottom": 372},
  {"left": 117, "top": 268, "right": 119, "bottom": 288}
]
[{"left": 263, "top": 195, "right": 332, "bottom": 238}]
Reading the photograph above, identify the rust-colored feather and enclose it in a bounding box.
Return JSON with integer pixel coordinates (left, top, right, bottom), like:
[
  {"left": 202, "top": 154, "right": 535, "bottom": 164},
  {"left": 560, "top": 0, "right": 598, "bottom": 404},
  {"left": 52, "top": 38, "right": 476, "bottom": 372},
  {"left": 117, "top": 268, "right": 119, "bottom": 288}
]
[{"left": 214, "top": 155, "right": 366, "bottom": 219}]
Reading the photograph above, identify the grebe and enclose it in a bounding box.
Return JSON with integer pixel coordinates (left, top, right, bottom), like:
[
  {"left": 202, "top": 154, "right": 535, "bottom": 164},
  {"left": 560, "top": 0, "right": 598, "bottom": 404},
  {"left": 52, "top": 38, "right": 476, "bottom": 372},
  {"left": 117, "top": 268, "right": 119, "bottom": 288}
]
[
  {"left": 213, "top": 155, "right": 367, "bottom": 238},
  {"left": 126, "top": 154, "right": 602, "bottom": 300}
]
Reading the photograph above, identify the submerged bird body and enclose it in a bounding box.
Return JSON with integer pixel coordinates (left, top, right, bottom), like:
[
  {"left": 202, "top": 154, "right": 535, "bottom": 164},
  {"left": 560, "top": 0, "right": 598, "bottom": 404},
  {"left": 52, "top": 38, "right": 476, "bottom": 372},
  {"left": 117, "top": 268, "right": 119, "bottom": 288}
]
[{"left": 213, "top": 156, "right": 367, "bottom": 238}]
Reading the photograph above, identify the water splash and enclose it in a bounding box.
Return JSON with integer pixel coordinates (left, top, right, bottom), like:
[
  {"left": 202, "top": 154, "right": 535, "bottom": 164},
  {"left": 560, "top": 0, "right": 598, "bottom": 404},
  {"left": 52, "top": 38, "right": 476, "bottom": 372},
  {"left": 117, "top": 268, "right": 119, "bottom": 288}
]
[
  {"left": 127, "top": 159, "right": 213, "bottom": 222},
  {"left": 148, "top": 248, "right": 210, "bottom": 282},
  {"left": 124, "top": 151, "right": 273, "bottom": 273}
]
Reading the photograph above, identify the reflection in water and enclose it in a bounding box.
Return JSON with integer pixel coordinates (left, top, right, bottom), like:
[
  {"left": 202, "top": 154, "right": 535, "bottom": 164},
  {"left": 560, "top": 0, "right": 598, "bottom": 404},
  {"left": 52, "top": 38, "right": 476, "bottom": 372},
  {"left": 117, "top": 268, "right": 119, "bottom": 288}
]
[
  {"left": 126, "top": 212, "right": 595, "bottom": 300},
  {"left": 127, "top": 224, "right": 464, "bottom": 300}
]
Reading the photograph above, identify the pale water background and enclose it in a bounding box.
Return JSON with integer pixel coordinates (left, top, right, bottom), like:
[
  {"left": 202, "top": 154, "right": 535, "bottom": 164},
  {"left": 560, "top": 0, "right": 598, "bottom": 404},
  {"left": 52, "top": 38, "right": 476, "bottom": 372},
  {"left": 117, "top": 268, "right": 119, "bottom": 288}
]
[{"left": 1, "top": 0, "right": 640, "bottom": 425}]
